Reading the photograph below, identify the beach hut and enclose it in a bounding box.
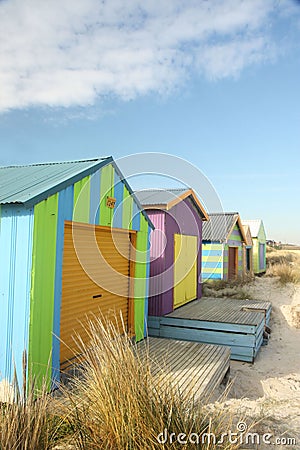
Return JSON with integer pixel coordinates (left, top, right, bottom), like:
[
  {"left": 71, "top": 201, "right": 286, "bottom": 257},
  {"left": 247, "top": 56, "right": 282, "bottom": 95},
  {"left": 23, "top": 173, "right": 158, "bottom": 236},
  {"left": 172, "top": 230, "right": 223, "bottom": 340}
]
[
  {"left": 242, "top": 224, "right": 253, "bottom": 275},
  {"left": 135, "top": 188, "right": 208, "bottom": 316},
  {"left": 202, "top": 212, "right": 247, "bottom": 281},
  {"left": 242, "top": 219, "right": 267, "bottom": 274},
  {"left": 0, "top": 157, "right": 153, "bottom": 391}
]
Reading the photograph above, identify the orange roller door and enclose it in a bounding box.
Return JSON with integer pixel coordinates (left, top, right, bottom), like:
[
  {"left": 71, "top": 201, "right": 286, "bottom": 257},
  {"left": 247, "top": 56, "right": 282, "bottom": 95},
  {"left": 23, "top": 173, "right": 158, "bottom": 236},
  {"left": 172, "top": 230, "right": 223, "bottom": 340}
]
[{"left": 60, "top": 221, "right": 135, "bottom": 366}]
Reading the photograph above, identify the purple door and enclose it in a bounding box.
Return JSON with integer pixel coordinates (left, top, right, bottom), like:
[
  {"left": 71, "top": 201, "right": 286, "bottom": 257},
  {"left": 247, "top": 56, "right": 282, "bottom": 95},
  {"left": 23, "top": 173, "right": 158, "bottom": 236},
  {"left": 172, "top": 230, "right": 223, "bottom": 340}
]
[{"left": 259, "top": 243, "right": 265, "bottom": 270}]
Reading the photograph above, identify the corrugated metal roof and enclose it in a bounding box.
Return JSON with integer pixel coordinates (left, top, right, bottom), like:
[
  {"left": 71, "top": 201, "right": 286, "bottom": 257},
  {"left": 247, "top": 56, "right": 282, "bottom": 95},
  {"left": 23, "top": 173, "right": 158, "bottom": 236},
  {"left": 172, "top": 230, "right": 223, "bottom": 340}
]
[
  {"left": 135, "top": 188, "right": 208, "bottom": 220},
  {"left": 0, "top": 158, "right": 111, "bottom": 206},
  {"left": 135, "top": 188, "right": 188, "bottom": 207},
  {"left": 242, "top": 220, "right": 262, "bottom": 238},
  {"left": 202, "top": 212, "right": 239, "bottom": 241}
]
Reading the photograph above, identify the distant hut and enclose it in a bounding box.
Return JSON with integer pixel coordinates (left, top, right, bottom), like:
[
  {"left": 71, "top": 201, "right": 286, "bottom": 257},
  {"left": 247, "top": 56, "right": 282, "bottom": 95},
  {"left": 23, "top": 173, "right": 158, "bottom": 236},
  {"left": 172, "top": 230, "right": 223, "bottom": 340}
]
[
  {"left": 242, "top": 220, "right": 267, "bottom": 274},
  {"left": 202, "top": 213, "right": 247, "bottom": 281},
  {"left": 135, "top": 188, "right": 208, "bottom": 316},
  {"left": 242, "top": 224, "right": 254, "bottom": 275}
]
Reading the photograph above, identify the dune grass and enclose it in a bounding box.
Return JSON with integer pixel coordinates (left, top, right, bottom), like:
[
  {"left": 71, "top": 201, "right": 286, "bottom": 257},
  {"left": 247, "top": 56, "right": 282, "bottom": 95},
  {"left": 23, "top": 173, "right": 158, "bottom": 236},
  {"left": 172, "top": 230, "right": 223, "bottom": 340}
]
[
  {"left": 266, "top": 249, "right": 300, "bottom": 285},
  {"left": 0, "top": 357, "right": 65, "bottom": 450},
  {"left": 0, "top": 317, "right": 247, "bottom": 449},
  {"left": 202, "top": 275, "right": 254, "bottom": 299},
  {"left": 56, "top": 317, "right": 242, "bottom": 449}
]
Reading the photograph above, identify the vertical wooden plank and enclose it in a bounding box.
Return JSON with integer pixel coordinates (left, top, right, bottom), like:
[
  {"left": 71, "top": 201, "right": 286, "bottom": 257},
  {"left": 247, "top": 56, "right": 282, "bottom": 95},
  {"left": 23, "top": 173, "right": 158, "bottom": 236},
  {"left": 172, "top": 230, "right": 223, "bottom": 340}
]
[
  {"left": 131, "top": 198, "right": 140, "bottom": 231},
  {"left": 134, "top": 215, "right": 148, "bottom": 341},
  {"left": 52, "top": 185, "right": 74, "bottom": 386},
  {"left": 128, "top": 232, "right": 137, "bottom": 336},
  {"left": 122, "top": 185, "right": 133, "bottom": 230},
  {"left": 28, "top": 195, "right": 58, "bottom": 391},
  {"left": 100, "top": 164, "right": 114, "bottom": 226},
  {"left": 112, "top": 171, "right": 123, "bottom": 229},
  {"left": 144, "top": 225, "right": 151, "bottom": 337},
  {"left": 73, "top": 176, "right": 91, "bottom": 223},
  {"left": 89, "top": 171, "right": 101, "bottom": 225},
  {"left": 0, "top": 206, "right": 34, "bottom": 389}
]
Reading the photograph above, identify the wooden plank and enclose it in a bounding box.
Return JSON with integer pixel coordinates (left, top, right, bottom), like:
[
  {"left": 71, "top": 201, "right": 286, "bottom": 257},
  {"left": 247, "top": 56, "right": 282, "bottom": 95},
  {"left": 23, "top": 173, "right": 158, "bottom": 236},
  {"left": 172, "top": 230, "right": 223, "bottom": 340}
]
[
  {"left": 167, "top": 297, "right": 272, "bottom": 327},
  {"left": 159, "top": 316, "right": 257, "bottom": 334},
  {"left": 136, "top": 338, "right": 231, "bottom": 402},
  {"left": 159, "top": 325, "right": 256, "bottom": 347},
  {"left": 254, "top": 334, "right": 264, "bottom": 357},
  {"left": 255, "top": 318, "right": 265, "bottom": 337},
  {"left": 147, "top": 327, "right": 160, "bottom": 337},
  {"left": 231, "top": 353, "right": 254, "bottom": 363},
  {"left": 197, "top": 350, "right": 230, "bottom": 400},
  {"left": 147, "top": 317, "right": 161, "bottom": 329}
]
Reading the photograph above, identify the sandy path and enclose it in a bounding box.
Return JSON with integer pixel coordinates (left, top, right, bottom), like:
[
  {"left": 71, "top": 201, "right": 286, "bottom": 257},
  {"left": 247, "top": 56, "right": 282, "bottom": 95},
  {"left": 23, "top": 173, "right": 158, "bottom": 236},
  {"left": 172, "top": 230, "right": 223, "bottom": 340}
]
[{"left": 209, "top": 277, "right": 300, "bottom": 448}]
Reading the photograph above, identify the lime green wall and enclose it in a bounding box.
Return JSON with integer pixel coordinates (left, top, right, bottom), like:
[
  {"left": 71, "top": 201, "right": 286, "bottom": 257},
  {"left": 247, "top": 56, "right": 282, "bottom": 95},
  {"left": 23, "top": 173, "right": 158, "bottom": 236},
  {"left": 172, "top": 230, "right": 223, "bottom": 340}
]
[
  {"left": 134, "top": 214, "right": 149, "bottom": 341},
  {"left": 73, "top": 176, "right": 91, "bottom": 223},
  {"left": 28, "top": 195, "right": 58, "bottom": 391},
  {"left": 100, "top": 164, "right": 114, "bottom": 226}
]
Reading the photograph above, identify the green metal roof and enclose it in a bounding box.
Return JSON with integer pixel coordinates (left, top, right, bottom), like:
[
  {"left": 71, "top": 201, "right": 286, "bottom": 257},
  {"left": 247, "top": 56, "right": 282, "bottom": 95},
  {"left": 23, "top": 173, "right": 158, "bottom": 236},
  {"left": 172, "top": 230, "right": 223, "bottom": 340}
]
[
  {"left": 0, "top": 156, "right": 154, "bottom": 229},
  {"left": 0, "top": 157, "right": 111, "bottom": 206}
]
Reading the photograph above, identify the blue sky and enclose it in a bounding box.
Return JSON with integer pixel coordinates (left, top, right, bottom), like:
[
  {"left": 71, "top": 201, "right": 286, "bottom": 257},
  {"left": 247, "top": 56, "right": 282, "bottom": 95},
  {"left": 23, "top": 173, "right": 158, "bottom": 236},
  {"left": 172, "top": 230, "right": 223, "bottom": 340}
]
[{"left": 0, "top": 0, "right": 300, "bottom": 244}]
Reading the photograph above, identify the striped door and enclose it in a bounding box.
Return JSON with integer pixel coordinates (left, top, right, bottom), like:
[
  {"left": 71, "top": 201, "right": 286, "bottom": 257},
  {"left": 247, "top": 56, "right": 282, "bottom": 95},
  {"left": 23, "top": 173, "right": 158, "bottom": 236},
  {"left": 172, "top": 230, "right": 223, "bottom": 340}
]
[
  {"left": 174, "top": 234, "right": 197, "bottom": 309},
  {"left": 60, "top": 222, "right": 134, "bottom": 366}
]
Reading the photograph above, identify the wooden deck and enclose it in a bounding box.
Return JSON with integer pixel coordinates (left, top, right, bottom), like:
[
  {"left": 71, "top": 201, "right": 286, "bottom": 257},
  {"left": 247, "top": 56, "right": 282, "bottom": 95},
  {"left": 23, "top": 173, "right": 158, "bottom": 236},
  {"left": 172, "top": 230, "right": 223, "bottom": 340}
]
[
  {"left": 136, "top": 337, "right": 230, "bottom": 402},
  {"left": 148, "top": 297, "right": 272, "bottom": 363}
]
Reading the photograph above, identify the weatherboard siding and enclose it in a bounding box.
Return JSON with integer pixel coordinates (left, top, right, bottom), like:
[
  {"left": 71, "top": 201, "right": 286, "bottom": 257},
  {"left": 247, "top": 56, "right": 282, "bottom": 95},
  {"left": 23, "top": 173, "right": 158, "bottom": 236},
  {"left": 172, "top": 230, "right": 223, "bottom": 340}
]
[
  {"left": 0, "top": 205, "right": 34, "bottom": 389},
  {"left": 202, "top": 242, "right": 223, "bottom": 280}
]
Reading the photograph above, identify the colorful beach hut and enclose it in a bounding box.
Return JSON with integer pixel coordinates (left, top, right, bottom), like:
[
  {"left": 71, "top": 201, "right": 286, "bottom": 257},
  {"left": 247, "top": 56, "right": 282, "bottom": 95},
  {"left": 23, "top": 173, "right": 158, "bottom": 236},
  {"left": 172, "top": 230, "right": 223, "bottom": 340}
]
[
  {"left": 202, "top": 213, "right": 247, "bottom": 281},
  {"left": 135, "top": 188, "right": 208, "bottom": 316},
  {"left": 242, "top": 219, "right": 266, "bottom": 274},
  {"left": 242, "top": 224, "right": 253, "bottom": 275},
  {"left": 0, "top": 157, "right": 153, "bottom": 391}
]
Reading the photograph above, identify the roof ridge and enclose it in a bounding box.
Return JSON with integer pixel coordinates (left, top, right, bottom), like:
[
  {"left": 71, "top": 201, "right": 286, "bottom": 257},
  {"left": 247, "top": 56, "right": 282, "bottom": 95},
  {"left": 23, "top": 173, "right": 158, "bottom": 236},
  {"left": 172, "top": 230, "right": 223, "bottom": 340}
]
[
  {"left": 208, "top": 212, "right": 239, "bottom": 216},
  {"left": 135, "top": 187, "right": 188, "bottom": 192},
  {"left": 0, "top": 157, "right": 110, "bottom": 170}
]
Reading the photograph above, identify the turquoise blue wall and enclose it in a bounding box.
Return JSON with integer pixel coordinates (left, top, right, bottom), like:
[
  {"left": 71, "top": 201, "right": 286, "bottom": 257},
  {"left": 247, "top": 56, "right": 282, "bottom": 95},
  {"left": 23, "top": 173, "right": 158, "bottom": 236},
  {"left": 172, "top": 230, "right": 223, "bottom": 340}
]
[{"left": 0, "top": 205, "right": 34, "bottom": 388}]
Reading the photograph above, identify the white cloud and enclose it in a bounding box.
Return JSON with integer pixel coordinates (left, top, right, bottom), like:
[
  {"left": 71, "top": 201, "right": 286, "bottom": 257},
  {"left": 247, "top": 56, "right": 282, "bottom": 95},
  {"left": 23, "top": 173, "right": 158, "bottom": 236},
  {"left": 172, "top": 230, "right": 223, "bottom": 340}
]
[{"left": 0, "top": 0, "right": 298, "bottom": 112}]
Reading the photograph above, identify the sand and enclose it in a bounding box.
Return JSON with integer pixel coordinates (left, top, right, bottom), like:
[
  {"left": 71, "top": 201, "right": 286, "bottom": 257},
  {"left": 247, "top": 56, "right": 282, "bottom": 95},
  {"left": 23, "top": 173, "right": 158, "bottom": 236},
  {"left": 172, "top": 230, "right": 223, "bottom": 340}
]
[{"left": 209, "top": 276, "right": 300, "bottom": 449}]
